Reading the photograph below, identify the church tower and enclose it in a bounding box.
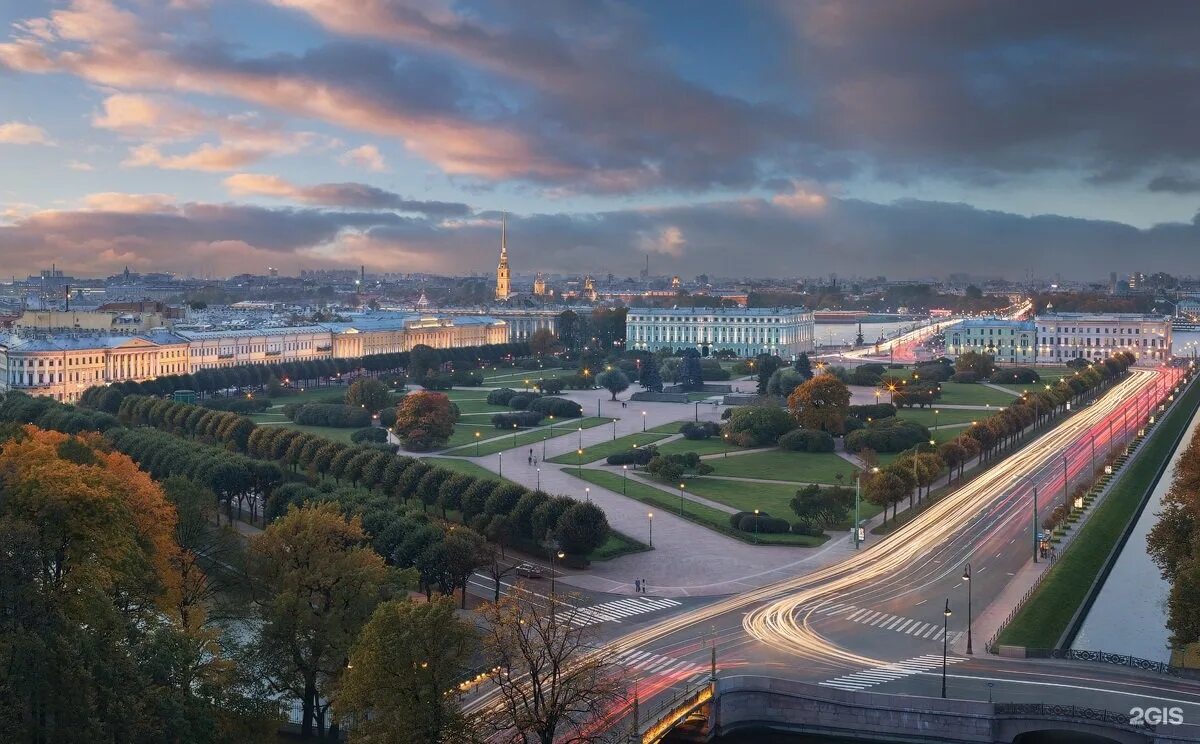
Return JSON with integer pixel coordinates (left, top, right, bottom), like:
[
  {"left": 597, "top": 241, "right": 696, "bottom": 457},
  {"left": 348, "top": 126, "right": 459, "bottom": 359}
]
[
  {"left": 533, "top": 272, "right": 546, "bottom": 296},
  {"left": 495, "top": 212, "right": 511, "bottom": 302}
]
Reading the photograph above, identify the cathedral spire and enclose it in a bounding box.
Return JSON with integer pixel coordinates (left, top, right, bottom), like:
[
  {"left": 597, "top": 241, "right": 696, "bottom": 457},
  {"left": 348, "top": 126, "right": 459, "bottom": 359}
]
[{"left": 495, "top": 211, "right": 511, "bottom": 301}]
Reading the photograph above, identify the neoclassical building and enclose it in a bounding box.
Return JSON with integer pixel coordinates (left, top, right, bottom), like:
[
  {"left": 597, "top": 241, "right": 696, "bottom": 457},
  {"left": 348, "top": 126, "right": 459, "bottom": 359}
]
[
  {"left": 626, "top": 307, "right": 815, "bottom": 358},
  {"left": 947, "top": 318, "right": 1037, "bottom": 365},
  {"left": 1035, "top": 312, "right": 1172, "bottom": 364},
  {"left": 178, "top": 326, "right": 332, "bottom": 371}
]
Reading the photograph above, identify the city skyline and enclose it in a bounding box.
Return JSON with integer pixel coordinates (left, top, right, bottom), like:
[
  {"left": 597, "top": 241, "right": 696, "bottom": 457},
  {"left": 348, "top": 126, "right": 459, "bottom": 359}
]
[{"left": 3, "top": 1, "right": 1200, "bottom": 279}]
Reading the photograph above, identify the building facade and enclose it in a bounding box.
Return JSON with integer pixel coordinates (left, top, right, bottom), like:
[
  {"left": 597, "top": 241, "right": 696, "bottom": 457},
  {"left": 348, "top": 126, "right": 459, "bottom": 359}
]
[
  {"left": 1035, "top": 312, "right": 1172, "bottom": 364},
  {"left": 178, "top": 326, "right": 332, "bottom": 372},
  {"left": 626, "top": 307, "right": 815, "bottom": 358},
  {"left": 947, "top": 318, "right": 1037, "bottom": 365},
  {"left": 322, "top": 314, "right": 507, "bottom": 358},
  {"left": 1, "top": 330, "right": 190, "bottom": 402}
]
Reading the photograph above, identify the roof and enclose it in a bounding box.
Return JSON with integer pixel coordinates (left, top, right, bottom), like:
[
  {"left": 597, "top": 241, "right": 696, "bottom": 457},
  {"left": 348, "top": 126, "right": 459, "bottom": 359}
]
[
  {"left": 626, "top": 306, "right": 809, "bottom": 316},
  {"left": 957, "top": 318, "right": 1036, "bottom": 330},
  {"left": 0, "top": 330, "right": 189, "bottom": 352},
  {"left": 1035, "top": 312, "right": 1170, "bottom": 322},
  {"left": 175, "top": 325, "right": 329, "bottom": 340}
]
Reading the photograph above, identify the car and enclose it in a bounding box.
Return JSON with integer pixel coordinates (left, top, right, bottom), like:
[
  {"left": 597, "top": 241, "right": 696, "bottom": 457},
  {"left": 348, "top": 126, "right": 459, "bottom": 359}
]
[{"left": 515, "top": 563, "right": 543, "bottom": 578}]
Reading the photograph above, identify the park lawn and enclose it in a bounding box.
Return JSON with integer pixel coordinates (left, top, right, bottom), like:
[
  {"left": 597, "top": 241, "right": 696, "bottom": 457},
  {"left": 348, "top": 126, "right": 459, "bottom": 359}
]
[
  {"left": 895, "top": 408, "right": 985, "bottom": 429},
  {"left": 573, "top": 469, "right": 827, "bottom": 546},
  {"left": 655, "top": 436, "right": 749, "bottom": 457},
  {"left": 679, "top": 475, "right": 883, "bottom": 527},
  {"left": 481, "top": 367, "right": 576, "bottom": 384},
  {"left": 589, "top": 530, "right": 651, "bottom": 561},
  {"left": 647, "top": 421, "right": 690, "bottom": 435},
  {"left": 419, "top": 457, "right": 507, "bottom": 481},
  {"left": 997, "top": 376, "right": 1200, "bottom": 649},
  {"left": 248, "top": 417, "right": 359, "bottom": 444},
  {"left": 934, "top": 382, "right": 1017, "bottom": 407},
  {"left": 450, "top": 398, "right": 511, "bottom": 415},
  {"left": 546, "top": 431, "right": 671, "bottom": 465},
  {"left": 706, "top": 449, "right": 858, "bottom": 484},
  {"left": 443, "top": 417, "right": 615, "bottom": 457}
]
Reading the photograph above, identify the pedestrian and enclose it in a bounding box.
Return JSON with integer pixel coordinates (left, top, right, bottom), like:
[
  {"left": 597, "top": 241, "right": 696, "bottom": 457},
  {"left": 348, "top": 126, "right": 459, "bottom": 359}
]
[
  {"left": 640, "top": 579, "right": 647, "bottom": 594},
  {"left": 634, "top": 578, "right": 641, "bottom": 593}
]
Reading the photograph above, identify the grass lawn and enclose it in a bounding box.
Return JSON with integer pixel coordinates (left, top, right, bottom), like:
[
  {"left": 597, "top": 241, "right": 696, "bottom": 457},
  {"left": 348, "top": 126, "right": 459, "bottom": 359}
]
[
  {"left": 450, "top": 398, "right": 511, "bottom": 415},
  {"left": 249, "top": 416, "right": 358, "bottom": 444},
  {"left": 589, "top": 530, "right": 651, "bottom": 561},
  {"left": 896, "top": 408, "right": 986, "bottom": 429},
  {"left": 706, "top": 449, "right": 858, "bottom": 484},
  {"left": 573, "top": 469, "right": 827, "bottom": 546},
  {"left": 996, "top": 376, "right": 1200, "bottom": 649},
  {"left": 546, "top": 431, "right": 671, "bottom": 465},
  {"left": 647, "top": 421, "right": 690, "bottom": 435},
  {"left": 441, "top": 417, "right": 615, "bottom": 457},
  {"left": 681, "top": 476, "right": 885, "bottom": 526},
  {"left": 419, "top": 457, "right": 508, "bottom": 481},
  {"left": 934, "top": 382, "right": 1018, "bottom": 407},
  {"left": 481, "top": 367, "right": 577, "bottom": 384},
  {"left": 655, "top": 436, "right": 750, "bottom": 457}
]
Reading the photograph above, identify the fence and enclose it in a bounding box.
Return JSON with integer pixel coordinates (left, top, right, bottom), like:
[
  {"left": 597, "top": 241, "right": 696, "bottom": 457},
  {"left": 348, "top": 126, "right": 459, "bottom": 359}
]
[
  {"left": 994, "top": 702, "right": 1151, "bottom": 731},
  {"left": 1025, "top": 648, "right": 1181, "bottom": 676}
]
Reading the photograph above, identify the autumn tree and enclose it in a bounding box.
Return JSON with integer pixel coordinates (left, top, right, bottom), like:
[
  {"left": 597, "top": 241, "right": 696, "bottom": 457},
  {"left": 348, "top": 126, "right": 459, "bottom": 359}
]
[
  {"left": 864, "top": 470, "right": 908, "bottom": 524},
  {"left": 478, "top": 593, "right": 626, "bottom": 744},
  {"left": 392, "top": 391, "right": 459, "bottom": 451},
  {"left": 250, "top": 503, "right": 394, "bottom": 739},
  {"left": 787, "top": 375, "right": 852, "bottom": 434},
  {"left": 334, "top": 598, "right": 477, "bottom": 744}
]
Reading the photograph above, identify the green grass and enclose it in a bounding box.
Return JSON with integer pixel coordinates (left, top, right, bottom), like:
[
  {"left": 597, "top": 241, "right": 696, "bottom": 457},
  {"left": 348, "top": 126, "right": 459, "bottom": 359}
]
[
  {"left": 996, "top": 376, "right": 1200, "bottom": 649},
  {"left": 589, "top": 530, "right": 651, "bottom": 561},
  {"left": 441, "top": 417, "right": 615, "bottom": 457},
  {"left": 647, "top": 421, "right": 690, "bottom": 435},
  {"left": 654, "top": 436, "right": 750, "bottom": 457},
  {"left": 933, "top": 382, "right": 1018, "bottom": 407},
  {"left": 705, "top": 449, "right": 858, "bottom": 485},
  {"left": 248, "top": 415, "right": 360, "bottom": 444},
  {"left": 546, "top": 432, "right": 671, "bottom": 465},
  {"left": 572, "top": 469, "right": 827, "bottom": 546},
  {"left": 896, "top": 408, "right": 986, "bottom": 429},
  {"left": 480, "top": 367, "right": 577, "bottom": 384},
  {"left": 419, "top": 457, "right": 508, "bottom": 481},
  {"left": 449, "top": 398, "right": 511, "bottom": 415}
]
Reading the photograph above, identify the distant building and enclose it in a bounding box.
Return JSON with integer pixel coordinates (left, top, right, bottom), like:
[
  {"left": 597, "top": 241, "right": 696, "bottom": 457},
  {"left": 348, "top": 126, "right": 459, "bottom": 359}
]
[
  {"left": 495, "top": 214, "right": 511, "bottom": 302},
  {"left": 947, "top": 318, "right": 1036, "bottom": 365},
  {"left": 533, "top": 272, "right": 547, "bottom": 297},
  {"left": 14, "top": 308, "right": 174, "bottom": 333},
  {"left": 1035, "top": 312, "right": 1171, "bottom": 364},
  {"left": 626, "top": 307, "right": 814, "bottom": 358},
  {"left": 177, "top": 326, "right": 332, "bottom": 371}
]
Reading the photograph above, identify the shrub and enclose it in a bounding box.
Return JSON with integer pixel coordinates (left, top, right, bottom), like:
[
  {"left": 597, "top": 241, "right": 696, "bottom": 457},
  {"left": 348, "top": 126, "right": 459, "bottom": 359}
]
[
  {"left": 913, "top": 363, "right": 953, "bottom": 382},
  {"left": 508, "top": 392, "right": 542, "bottom": 410},
  {"left": 679, "top": 421, "right": 721, "bottom": 440},
  {"left": 791, "top": 522, "right": 826, "bottom": 537},
  {"left": 766, "top": 368, "right": 806, "bottom": 398},
  {"left": 487, "top": 388, "right": 518, "bottom": 406},
  {"left": 850, "top": 364, "right": 885, "bottom": 387},
  {"left": 606, "top": 446, "right": 657, "bottom": 466},
  {"left": 420, "top": 371, "right": 455, "bottom": 390},
  {"left": 990, "top": 367, "right": 1041, "bottom": 384},
  {"left": 378, "top": 406, "right": 398, "bottom": 428},
  {"left": 778, "top": 428, "right": 835, "bottom": 453},
  {"left": 528, "top": 396, "right": 583, "bottom": 418},
  {"left": 736, "top": 513, "right": 788, "bottom": 533},
  {"left": 844, "top": 418, "right": 933, "bottom": 453},
  {"left": 723, "top": 404, "right": 795, "bottom": 447},
  {"left": 350, "top": 427, "right": 389, "bottom": 444},
  {"left": 848, "top": 403, "right": 896, "bottom": 421},
  {"left": 492, "top": 411, "right": 544, "bottom": 429},
  {"left": 535, "top": 378, "right": 564, "bottom": 395},
  {"left": 950, "top": 371, "right": 980, "bottom": 383},
  {"left": 843, "top": 416, "right": 866, "bottom": 432},
  {"left": 699, "top": 359, "right": 731, "bottom": 381},
  {"left": 201, "top": 397, "right": 271, "bottom": 414},
  {"left": 290, "top": 403, "right": 372, "bottom": 428},
  {"left": 451, "top": 369, "right": 484, "bottom": 387}
]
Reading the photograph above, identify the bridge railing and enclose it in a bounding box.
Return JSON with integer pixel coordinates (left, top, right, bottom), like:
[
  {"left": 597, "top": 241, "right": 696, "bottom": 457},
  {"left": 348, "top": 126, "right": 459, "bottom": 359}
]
[
  {"left": 994, "top": 702, "right": 1152, "bottom": 732},
  {"left": 1024, "top": 648, "right": 1182, "bottom": 676}
]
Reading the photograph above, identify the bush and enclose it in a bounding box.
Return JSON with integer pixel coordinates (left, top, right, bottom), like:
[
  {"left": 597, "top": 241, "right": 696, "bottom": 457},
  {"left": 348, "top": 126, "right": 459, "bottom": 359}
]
[
  {"left": 350, "top": 427, "right": 389, "bottom": 444},
  {"left": 607, "top": 446, "right": 657, "bottom": 466},
  {"left": 451, "top": 369, "right": 484, "bottom": 387},
  {"left": 378, "top": 406, "right": 397, "bottom": 428},
  {"left": 291, "top": 403, "right": 373, "bottom": 428},
  {"left": 679, "top": 421, "right": 721, "bottom": 440},
  {"left": 201, "top": 396, "right": 271, "bottom": 414},
  {"left": 990, "top": 367, "right": 1041, "bottom": 384},
  {"left": 848, "top": 403, "right": 896, "bottom": 421},
  {"left": 736, "top": 513, "right": 788, "bottom": 533},
  {"left": 791, "top": 522, "right": 826, "bottom": 537},
  {"left": 778, "top": 428, "right": 835, "bottom": 453},
  {"left": 950, "top": 371, "right": 980, "bottom": 383},
  {"left": 850, "top": 364, "right": 886, "bottom": 386},
  {"left": 535, "top": 378, "right": 564, "bottom": 395},
  {"left": 723, "top": 404, "right": 795, "bottom": 447},
  {"left": 844, "top": 418, "right": 932, "bottom": 453},
  {"left": 528, "top": 396, "right": 583, "bottom": 418},
  {"left": 914, "top": 363, "right": 953, "bottom": 382},
  {"left": 487, "top": 388, "right": 518, "bottom": 406},
  {"left": 700, "top": 359, "right": 731, "bottom": 381},
  {"left": 420, "top": 371, "right": 455, "bottom": 390},
  {"left": 492, "top": 411, "right": 544, "bottom": 429},
  {"left": 508, "top": 392, "right": 543, "bottom": 410},
  {"left": 843, "top": 416, "right": 866, "bottom": 432}
]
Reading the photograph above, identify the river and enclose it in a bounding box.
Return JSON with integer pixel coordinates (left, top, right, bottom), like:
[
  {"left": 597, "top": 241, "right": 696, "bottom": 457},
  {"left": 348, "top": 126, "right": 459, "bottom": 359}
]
[
  {"left": 1072, "top": 329, "right": 1200, "bottom": 661},
  {"left": 815, "top": 320, "right": 924, "bottom": 348}
]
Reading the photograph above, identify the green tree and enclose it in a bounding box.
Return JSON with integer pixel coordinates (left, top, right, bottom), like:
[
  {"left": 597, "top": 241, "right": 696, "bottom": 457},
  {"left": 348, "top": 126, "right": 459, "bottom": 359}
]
[
  {"left": 793, "top": 352, "right": 813, "bottom": 380},
  {"left": 250, "top": 503, "right": 393, "bottom": 739},
  {"left": 595, "top": 369, "right": 630, "bottom": 400},
  {"left": 554, "top": 502, "right": 609, "bottom": 557},
  {"left": 346, "top": 378, "right": 392, "bottom": 413},
  {"left": 334, "top": 598, "right": 476, "bottom": 744}
]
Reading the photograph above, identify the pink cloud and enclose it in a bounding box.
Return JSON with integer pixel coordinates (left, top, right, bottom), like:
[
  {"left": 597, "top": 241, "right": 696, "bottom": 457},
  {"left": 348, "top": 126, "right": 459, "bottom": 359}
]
[
  {"left": 0, "top": 122, "right": 53, "bottom": 145},
  {"left": 123, "top": 143, "right": 272, "bottom": 172},
  {"left": 82, "top": 192, "right": 177, "bottom": 213},
  {"left": 338, "top": 144, "right": 386, "bottom": 172}
]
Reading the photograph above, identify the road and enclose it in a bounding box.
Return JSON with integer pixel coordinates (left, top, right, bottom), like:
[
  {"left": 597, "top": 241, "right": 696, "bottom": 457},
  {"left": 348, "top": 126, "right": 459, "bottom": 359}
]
[{"left": 464, "top": 364, "right": 1200, "bottom": 734}]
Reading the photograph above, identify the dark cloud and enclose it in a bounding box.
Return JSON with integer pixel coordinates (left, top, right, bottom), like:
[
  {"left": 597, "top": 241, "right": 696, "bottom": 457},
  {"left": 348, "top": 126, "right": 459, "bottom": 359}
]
[
  {"left": 1148, "top": 173, "right": 1200, "bottom": 194},
  {"left": 223, "top": 174, "right": 471, "bottom": 215}
]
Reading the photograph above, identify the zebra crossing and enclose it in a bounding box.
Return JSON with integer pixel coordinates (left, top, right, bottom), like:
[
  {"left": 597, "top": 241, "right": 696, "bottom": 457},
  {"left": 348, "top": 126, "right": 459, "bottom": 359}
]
[
  {"left": 807, "top": 602, "right": 963, "bottom": 644},
  {"left": 565, "top": 596, "right": 683, "bottom": 626},
  {"left": 819, "top": 653, "right": 970, "bottom": 692},
  {"left": 613, "top": 648, "right": 710, "bottom": 683}
]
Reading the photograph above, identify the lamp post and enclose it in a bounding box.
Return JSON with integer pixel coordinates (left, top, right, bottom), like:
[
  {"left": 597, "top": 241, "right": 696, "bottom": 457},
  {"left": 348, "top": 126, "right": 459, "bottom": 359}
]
[
  {"left": 536, "top": 468, "right": 541, "bottom": 490},
  {"left": 941, "top": 599, "right": 952, "bottom": 698},
  {"left": 753, "top": 508, "right": 760, "bottom": 544},
  {"left": 647, "top": 512, "right": 653, "bottom": 547},
  {"left": 934, "top": 408, "right": 939, "bottom": 431},
  {"left": 542, "top": 434, "right": 547, "bottom": 459},
  {"left": 475, "top": 430, "right": 481, "bottom": 456},
  {"left": 612, "top": 418, "right": 617, "bottom": 441},
  {"left": 498, "top": 451, "right": 503, "bottom": 478},
  {"left": 694, "top": 401, "right": 700, "bottom": 422},
  {"left": 548, "top": 415, "right": 555, "bottom": 438},
  {"left": 585, "top": 487, "right": 590, "bottom": 503},
  {"left": 962, "top": 563, "right": 973, "bottom": 655},
  {"left": 678, "top": 482, "right": 686, "bottom": 517},
  {"left": 723, "top": 432, "right": 730, "bottom": 457},
  {"left": 577, "top": 448, "right": 583, "bottom": 476},
  {"left": 550, "top": 550, "right": 565, "bottom": 595},
  {"left": 622, "top": 465, "right": 628, "bottom": 494},
  {"left": 642, "top": 411, "right": 647, "bottom": 432},
  {"left": 513, "top": 423, "right": 519, "bottom": 447},
  {"left": 1063, "top": 451, "right": 1069, "bottom": 510},
  {"left": 1032, "top": 484, "right": 1039, "bottom": 563}
]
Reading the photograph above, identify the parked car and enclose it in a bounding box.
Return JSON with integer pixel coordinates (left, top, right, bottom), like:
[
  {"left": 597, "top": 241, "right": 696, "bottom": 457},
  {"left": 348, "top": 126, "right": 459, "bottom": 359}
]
[{"left": 515, "top": 563, "right": 543, "bottom": 578}]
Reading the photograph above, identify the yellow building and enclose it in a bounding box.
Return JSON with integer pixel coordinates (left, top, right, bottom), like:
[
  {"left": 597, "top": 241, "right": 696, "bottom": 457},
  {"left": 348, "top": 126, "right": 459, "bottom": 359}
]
[
  {"left": 495, "top": 213, "right": 511, "bottom": 301},
  {"left": 15, "top": 309, "right": 173, "bottom": 333}
]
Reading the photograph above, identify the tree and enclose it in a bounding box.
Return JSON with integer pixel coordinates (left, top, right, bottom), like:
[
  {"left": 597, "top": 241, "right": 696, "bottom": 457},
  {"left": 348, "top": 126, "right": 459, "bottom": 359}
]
[
  {"left": 250, "top": 503, "right": 393, "bottom": 739},
  {"left": 755, "top": 354, "right": 783, "bottom": 395},
  {"left": 346, "top": 378, "right": 392, "bottom": 413},
  {"left": 766, "top": 367, "right": 805, "bottom": 398},
  {"left": 679, "top": 349, "right": 704, "bottom": 391},
  {"left": 441, "top": 528, "right": 488, "bottom": 608},
  {"left": 793, "top": 352, "right": 813, "bottom": 380},
  {"left": 659, "top": 357, "right": 681, "bottom": 385},
  {"left": 955, "top": 350, "right": 996, "bottom": 379},
  {"left": 478, "top": 593, "right": 626, "bottom": 744},
  {"left": 595, "top": 369, "right": 630, "bottom": 400},
  {"left": 392, "top": 391, "right": 459, "bottom": 451},
  {"left": 864, "top": 470, "right": 908, "bottom": 524},
  {"left": 787, "top": 375, "right": 852, "bottom": 434},
  {"left": 335, "top": 598, "right": 476, "bottom": 744},
  {"left": 640, "top": 359, "right": 664, "bottom": 392},
  {"left": 529, "top": 329, "right": 560, "bottom": 357},
  {"left": 557, "top": 310, "right": 582, "bottom": 352},
  {"left": 408, "top": 344, "right": 440, "bottom": 381},
  {"left": 790, "top": 483, "right": 850, "bottom": 530},
  {"left": 554, "top": 502, "right": 609, "bottom": 557},
  {"left": 723, "top": 404, "right": 795, "bottom": 447}
]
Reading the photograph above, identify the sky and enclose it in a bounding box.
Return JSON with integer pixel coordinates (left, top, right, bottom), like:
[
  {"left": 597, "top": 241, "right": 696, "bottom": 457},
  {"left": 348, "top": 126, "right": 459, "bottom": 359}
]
[{"left": 1, "top": 0, "right": 1200, "bottom": 281}]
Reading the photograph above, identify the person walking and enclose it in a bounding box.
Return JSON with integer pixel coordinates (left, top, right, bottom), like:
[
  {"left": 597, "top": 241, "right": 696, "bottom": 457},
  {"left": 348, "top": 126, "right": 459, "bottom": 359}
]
[{"left": 634, "top": 578, "right": 641, "bottom": 593}]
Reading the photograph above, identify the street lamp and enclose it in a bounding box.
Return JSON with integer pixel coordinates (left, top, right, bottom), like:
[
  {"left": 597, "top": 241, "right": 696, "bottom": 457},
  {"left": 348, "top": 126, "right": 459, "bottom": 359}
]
[
  {"left": 498, "top": 451, "right": 503, "bottom": 478},
  {"left": 647, "top": 512, "right": 653, "bottom": 547},
  {"left": 536, "top": 467, "right": 541, "bottom": 490},
  {"left": 475, "top": 430, "right": 481, "bottom": 456},
  {"left": 642, "top": 411, "right": 647, "bottom": 432},
  {"left": 622, "top": 465, "right": 628, "bottom": 494},
  {"left": 585, "top": 487, "right": 590, "bottom": 503},
  {"left": 577, "top": 448, "right": 583, "bottom": 475},
  {"left": 753, "top": 508, "right": 760, "bottom": 544},
  {"left": 548, "top": 415, "right": 555, "bottom": 437},
  {"left": 612, "top": 418, "right": 617, "bottom": 441},
  {"left": 550, "top": 550, "right": 565, "bottom": 595},
  {"left": 513, "top": 422, "right": 519, "bottom": 446},
  {"left": 678, "top": 482, "right": 686, "bottom": 517},
  {"left": 723, "top": 432, "right": 730, "bottom": 458},
  {"left": 542, "top": 434, "right": 547, "bottom": 459},
  {"left": 962, "top": 563, "right": 973, "bottom": 655},
  {"left": 933, "top": 409, "right": 939, "bottom": 431},
  {"left": 941, "top": 599, "right": 952, "bottom": 698},
  {"left": 578, "top": 426, "right": 583, "bottom": 449}
]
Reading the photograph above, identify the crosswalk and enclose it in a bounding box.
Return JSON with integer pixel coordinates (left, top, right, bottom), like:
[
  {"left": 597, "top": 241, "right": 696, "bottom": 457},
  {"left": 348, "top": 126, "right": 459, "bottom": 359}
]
[
  {"left": 807, "top": 602, "right": 963, "bottom": 644},
  {"left": 819, "top": 653, "right": 970, "bottom": 692},
  {"left": 613, "top": 648, "right": 710, "bottom": 683},
  {"left": 565, "top": 596, "right": 683, "bottom": 626}
]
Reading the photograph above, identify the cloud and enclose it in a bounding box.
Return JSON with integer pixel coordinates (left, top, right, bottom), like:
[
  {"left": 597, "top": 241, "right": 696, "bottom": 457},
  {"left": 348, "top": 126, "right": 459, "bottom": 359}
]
[
  {"left": 223, "top": 173, "right": 471, "bottom": 215},
  {"left": 123, "top": 143, "right": 270, "bottom": 172},
  {"left": 1147, "top": 173, "right": 1200, "bottom": 194},
  {"left": 82, "top": 192, "right": 177, "bottom": 213},
  {"left": 339, "top": 144, "right": 386, "bottom": 172},
  {"left": 0, "top": 122, "right": 52, "bottom": 145},
  {"left": 637, "top": 225, "right": 686, "bottom": 258},
  {"left": 67, "top": 160, "right": 94, "bottom": 171}
]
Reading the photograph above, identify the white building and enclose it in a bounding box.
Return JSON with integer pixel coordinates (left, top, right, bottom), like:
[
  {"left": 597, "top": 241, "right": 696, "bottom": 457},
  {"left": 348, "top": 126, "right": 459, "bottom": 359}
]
[
  {"left": 178, "top": 326, "right": 332, "bottom": 372},
  {"left": 1035, "top": 312, "right": 1171, "bottom": 364},
  {"left": 947, "top": 318, "right": 1037, "bottom": 365},
  {"left": 0, "top": 330, "right": 190, "bottom": 402},
  {"left": 626, "top": 307, "right": 815, "bottom": 358}
]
